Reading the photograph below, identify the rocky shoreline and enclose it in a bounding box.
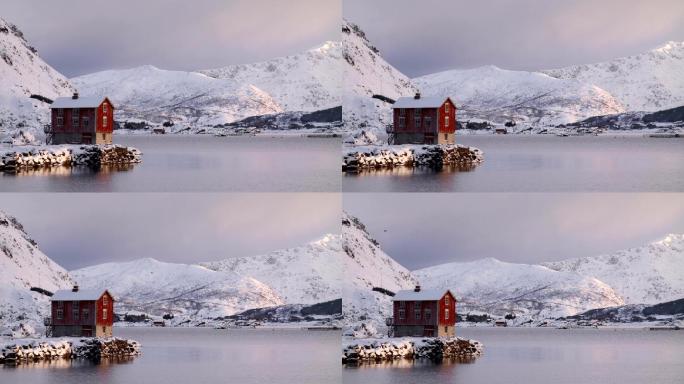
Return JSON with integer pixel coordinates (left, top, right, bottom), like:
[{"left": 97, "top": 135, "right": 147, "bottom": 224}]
[
  {"left": 342, "top": 144, "right": 483, "bottom": 172},
  {"left": 342, "top": 337, "right": 483, "bottom": 364},
  {"left": 0, "top": 338, "right": 141, "bottom": 365},
  {"left": 0, "top": 145, "right": 142, "bottom": 173}
]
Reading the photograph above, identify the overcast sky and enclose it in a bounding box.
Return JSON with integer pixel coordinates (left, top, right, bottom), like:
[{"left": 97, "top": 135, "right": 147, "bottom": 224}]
[
  {"left": 344, "top": 0, "right": 684, "bottom": 77},
  {"left": 0, "top": 0, "right": 340, "bottom": 77},
  {"left": 345, "top": 193, "right": 684, "bottom": 270},
  {"left": 1, "top": 193, "right": 340, "bottom": 270}
]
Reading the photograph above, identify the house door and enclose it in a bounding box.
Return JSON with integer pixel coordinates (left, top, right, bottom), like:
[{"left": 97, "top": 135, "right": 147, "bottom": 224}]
[
  {"left": 423, "top": 326, "right": 435, "bottom": 337},
  {"left": 81, "top": 326, "right": 93, "bottom": 337},
  {"left": 424, "top": 133, "right": 435, "bottom": 145}
]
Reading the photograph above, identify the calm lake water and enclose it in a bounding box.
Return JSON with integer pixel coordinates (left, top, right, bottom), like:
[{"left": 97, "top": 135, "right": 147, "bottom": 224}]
[
  {"left": 0, "top": 328, "right": 340, "bottom": 384},
  {"left": 343, "top": 136, "right": 684, "bottom": 192},
  {"left": 344, "top": 328, "right": 684, "bottom": 384},
  {"left": 0, "top": 135, "right": 341, "bottom": 192}
]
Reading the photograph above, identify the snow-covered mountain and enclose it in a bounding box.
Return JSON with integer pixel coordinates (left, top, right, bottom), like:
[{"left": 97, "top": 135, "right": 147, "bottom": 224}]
[
  {"left": 71, "top": 258, "right": 283, "bottom": 320},
  {"left": 71, "top": 65, "right": 282, "bottom": 126},
  {"left": 201, "top": 235, "right": 341, "bottom": 305},
  {"left": 0, "top": 17, "right": 74, "bottom": 144},
  {"left": 414, "top": 258, "right": 624, "bottom": 319},
  {"left": 342, "top": 20, "right": 418, "bottom": 144},
  {"left": 542, "top": 41, "right": 684, "bottom": 112},
  {"left": 199, "top": 41, "right": 341, "bottom": 112},
  {"left": 0, "top": 210, "right": 73, "bottom": 336},
  {"left": 544, "top": 234, "right": 684, "bottom": 305},
  {"left": 414, "top": 65, "right": 624, "bottom": 126},
  {"left": 341, "top": 212, "right": 418, "bottom": 336}
]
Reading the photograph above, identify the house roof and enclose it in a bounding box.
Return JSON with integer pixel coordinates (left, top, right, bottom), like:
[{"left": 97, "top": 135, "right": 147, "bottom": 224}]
[
  {"left": 51, "top": 96, "right": 113, "bottom": 109},
  {"left": 392, "top": 288, "right": 452, "bottom": 301},
  {"left": 393, "top": 96, "right": 451, "bottom": 109},
  {"left": 50, "top": 289, "right": 112, "bottom": 301}
]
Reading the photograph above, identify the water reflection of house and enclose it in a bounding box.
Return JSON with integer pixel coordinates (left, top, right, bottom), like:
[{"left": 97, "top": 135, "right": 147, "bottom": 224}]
[
  {"left": 49, "top": 93, "right": 114, "bottom": 145},
  {"left": 388, "top": 93, "right": 457, "bottom": 145},
  {"left": 49, "top": 285, "right": 114, "bottom": 337},
  {"left": 389, "top": 285, "right": 456, "bottom": 337}
]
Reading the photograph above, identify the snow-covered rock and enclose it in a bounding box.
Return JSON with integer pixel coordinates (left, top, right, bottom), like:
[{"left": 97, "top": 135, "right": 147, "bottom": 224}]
[
  {"left": 200, "top": 41, "right": 341, "bottom": 112},
  {"left": 0, "top": 17, "right": 74, "bottom": 144},
  {"left": 544, "top": 234, "right": 684, "bottom": 305},
  {"left": 0, "top": 210, "right": 74, "bottom": 336},
  {"left": 71, "top": 65, "right": 282, "bottom": 126},
  {"left": 341, "top": 212, "right": 418, "bottom": 337},
  {"left": 201, "top": 235, "right": 342, "bottom": 305},
  {"left": 414, "top": 258, "right": 624, "bottom": 319},
  {"left": 342, "top": 337, "right": 483, "bottom": 364},
  {"left": 342, "top": 20, "right": 418, "bottom": 144},
  {"left": 342, "top": 144, "right": 483, "bottom": 172},
  {"left": 543, "top": 41, "right": 684, "bottom": 112},
  {"left": 414, "top": 65, "right": 624, "bottom": 126},
  {"left": 71, "top": 258, "right": 283, "bottom": 320}
]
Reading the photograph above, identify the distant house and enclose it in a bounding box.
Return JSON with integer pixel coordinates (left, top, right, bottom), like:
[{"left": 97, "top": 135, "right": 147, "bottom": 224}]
[
  {"left": 49, "top": 93, "right": 114, "bottom": 145},
  {"left": 391, "top": 285, "right": 456, "bottom": 337},
  {"left": 390, "top": 93, "right": 457, "bottom": 145},
  {"left": 49, "top": 285, "right": 114, "bottom": 337}
]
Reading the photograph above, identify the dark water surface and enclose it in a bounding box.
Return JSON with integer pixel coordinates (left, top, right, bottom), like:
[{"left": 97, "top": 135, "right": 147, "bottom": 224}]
[
  {"left": 0, "top": 135, "right": 341, "bottom": 192},
  {"left": 343, "top": 136, "right": 684, "bottom": 192},
  {"left": 0, "top": 328, "right": 340, "bottom": 384},
  {"left": 343, "top": 328, "right": 684, "bottom": 384}
]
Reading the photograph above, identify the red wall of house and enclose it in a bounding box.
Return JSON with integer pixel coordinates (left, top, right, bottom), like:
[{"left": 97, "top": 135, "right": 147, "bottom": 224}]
[
  {"left": 95, "top": 99, "right": 114, "bottom": 133},
  {"left": 438, "top": 292, "right": 457, "bottom": 326},
  {"left": 393, "top": 300, "right": 439, "bottom": 326},
  {"left": 393, "top": 107, "right": 439, "bottom": 134},
  {"left": 52, "top": 108, "right": 97, "bottom": 134},
  {"left": 96, "top": 292, "right": 114, "bottom": 326},
  {"left": 437, "top": 99, "right": 457, "bottom": 134},
  {"left": 51, "top": 300, "right": 96, "bottom": 326}
]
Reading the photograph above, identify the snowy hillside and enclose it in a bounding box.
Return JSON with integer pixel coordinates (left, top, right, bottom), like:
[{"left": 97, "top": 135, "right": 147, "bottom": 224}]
[
  {"left": 71, "top": 65, "right": 281, "bottom": 127},
  {"left": 414, "top": 65, "right": 624, "bottom": 126},
  {"left": 71, "top": 258, "right": 283, "bottom": 320},
  {"left": 0, "top": 210, "right": 73, "bottom": 336},
  {"left": 341, "top": 212, "right": 418, "bottom": 336},
  {"left": 544, "top": 234, "right": 684, "bottom": 305},
  {"left": 342, "top": 20, "right": 418, "bottom": 144},
  {"left": 201, "top": 235, "right": 341, "bottom": 305},
  {"left": 0, "top": 17, "right": 74, "bottom": 144},
  {"left": 199, "top": 41, "right": 341, "bottom": 112},
  {"left": 414, "top": 258, "right": 623, "bottom": 319},
  {"left": 543, "top": 41, "right": 684, "bottom": 112}
]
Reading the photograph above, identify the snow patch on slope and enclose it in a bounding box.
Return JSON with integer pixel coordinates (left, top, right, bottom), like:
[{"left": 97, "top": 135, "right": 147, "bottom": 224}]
[
  {"left": 201, "top": 235, "right": 341, "bottom": 305},
  {"left": 341, "top": 212, "right": 418, "bottom": 336},
  {"left": 71, "top": 258, "right": 283, "bottom": 319},
  {"left": 0, "top": 17, "right": 74, "bottom": 144},
  {"left": 414, "top": 258, "right": 624, "bottom": 319},
  {"left": 0, "top": 210, "right": 73, "bottom": 336},
  {"left": 415, "top": 65, "right": 624, "bottom": 125},
  {"left": 542, "top": 41, "right": 684, "bottom": 112},
  {"left": 71, "top": 65, "right": 282, "bottom": 126},
  {"left": 543, "top": 234, "right": 684, "bottom": 305},
  {"left": 199, "top": 41, "right": 341, "bottom": 112},
  {"left": 342, "top": 20, "right": 418, "bottom": 144}
]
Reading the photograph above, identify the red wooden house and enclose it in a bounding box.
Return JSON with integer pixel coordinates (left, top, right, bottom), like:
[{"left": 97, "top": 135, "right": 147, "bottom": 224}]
[
  {"left": 49, "top": 285, "right": 114, "bottom": 337},
  {"left": 49, "top": 93, "right": 114, "bottom": 145},
  {"left": 391, "top": 286, "right": 456, "bottom": 337},
  {"left": 391, "top": 93, "right": 457, "bottom": 145}
]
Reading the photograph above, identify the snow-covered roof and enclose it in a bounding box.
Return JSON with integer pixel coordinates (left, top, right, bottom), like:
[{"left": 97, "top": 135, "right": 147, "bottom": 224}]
[
  {"left": 51, "top": 96, "right": 112, "bottom": 109},
  {"left": 393, "top": 96, "right": 450, "bottom": 109},
  {"left": 50, "top": 289, "right": 111, "bottom": 301},
  {"left": 392, "top": 288, "right": 451, "bottom": 301}
]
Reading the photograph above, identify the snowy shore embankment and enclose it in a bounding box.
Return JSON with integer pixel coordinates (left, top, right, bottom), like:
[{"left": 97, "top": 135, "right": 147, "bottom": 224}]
[
  {"left": 342, "top": 337, "right": 483, "bottom": 364},
  {"left": 342, "top": 144, "right": 483, "bottom": 172},
  {"left": 0, "top": 337, "right": 141, "bottom": 365},
  {"left": 0, "top": 145, "right": 142, "bottom": 172}
]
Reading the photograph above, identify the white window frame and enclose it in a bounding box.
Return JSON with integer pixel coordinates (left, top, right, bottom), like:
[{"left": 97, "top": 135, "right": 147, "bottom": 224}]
[
  {"left": 399, "top": 309, "right": 405, "bottom": 320},
  {"left": 103, "top": 308, "right": 108, "bottom": 320},
  {"left": 445, "top": 116, "right": 449, "bottom": 127},
  {"left": 445, "top": 308, "right": 450, "bottom": 320},
  {"left": 398, "top": 116, "right": 405, "bottom": 128},
  {"left": 103, "top": 115, "right": 108, "bottom": 127}
]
